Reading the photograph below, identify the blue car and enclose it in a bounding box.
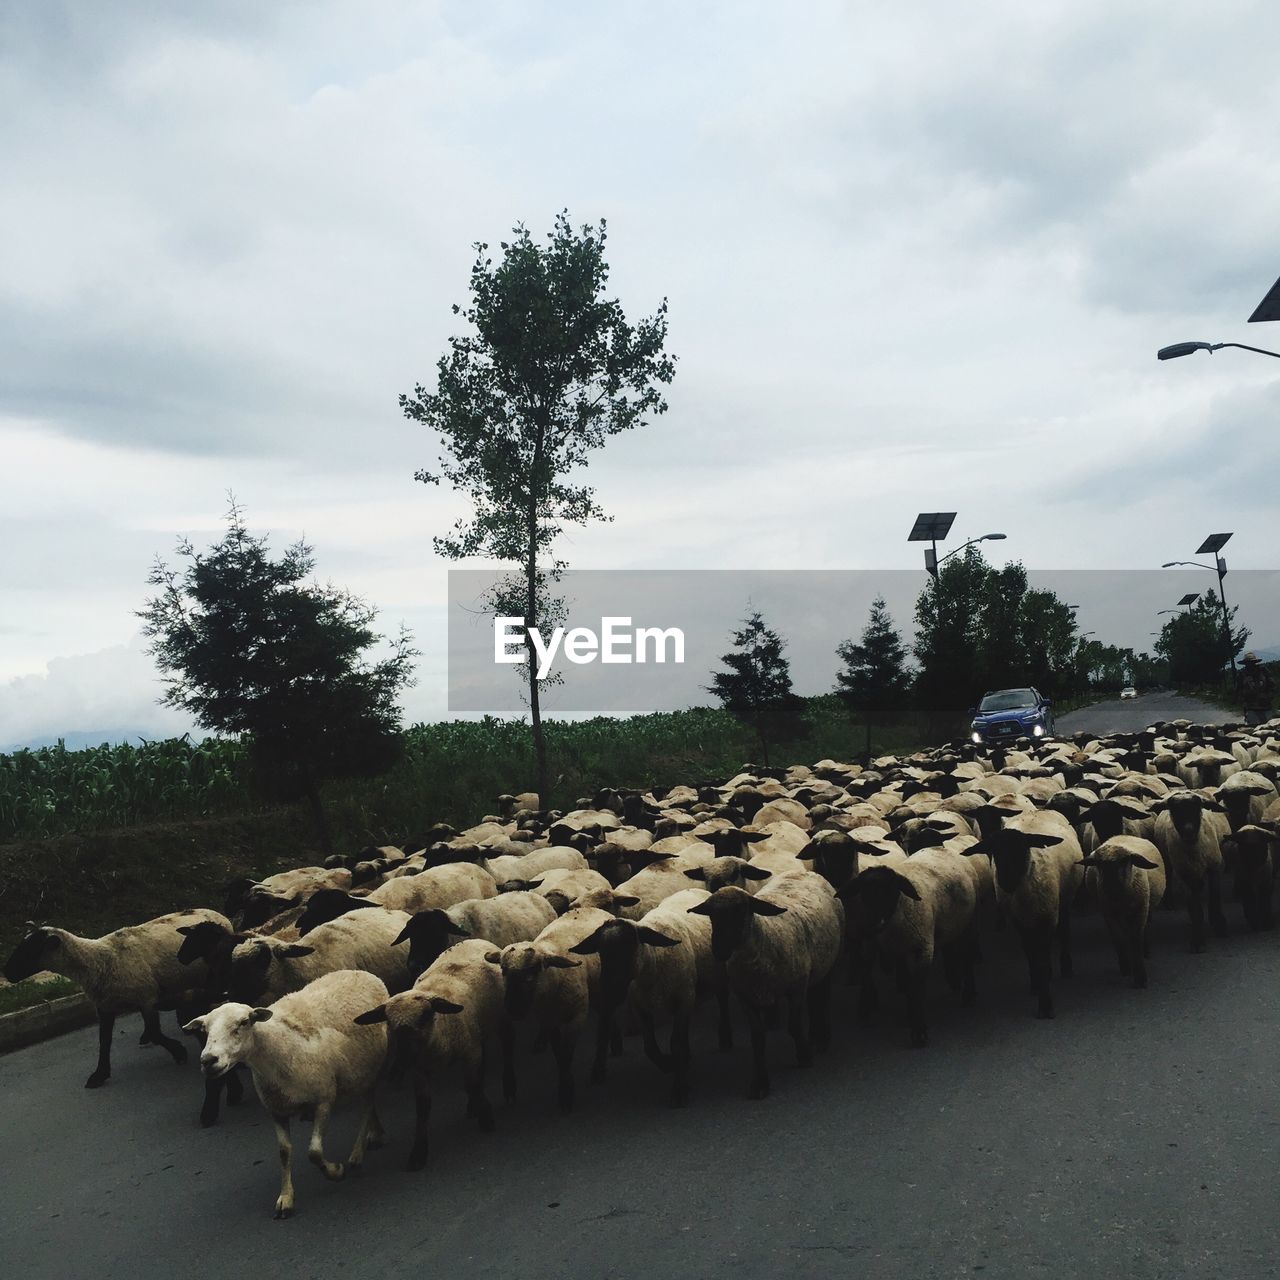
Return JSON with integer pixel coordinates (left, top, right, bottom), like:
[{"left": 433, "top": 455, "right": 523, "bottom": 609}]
[{"left": 969, "top": 687, "right": 1055, "bottom": 744}]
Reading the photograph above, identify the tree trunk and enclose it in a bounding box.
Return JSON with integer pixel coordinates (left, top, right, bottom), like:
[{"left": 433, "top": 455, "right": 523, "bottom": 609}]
[
  {"left": 525, "top": 427, "right": 549, "bottom": 805},
  {"left": 301, "top": 771, "right": 333, "bottom": 856}
]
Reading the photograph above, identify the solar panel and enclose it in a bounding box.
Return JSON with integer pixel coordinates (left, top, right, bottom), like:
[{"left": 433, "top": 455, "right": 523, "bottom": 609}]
[
  {"left": 908, "top": 512, "right": 956, "bottom": 542},
  {"left": 1177, "top": 593, "right": 1199, "bottom": 606},
  {"left": 1248, "top": 274, "right": 1280, "bottom": 323},
  {"left": 1195, "top": 533, "right": 1232, "bottom": 555}
]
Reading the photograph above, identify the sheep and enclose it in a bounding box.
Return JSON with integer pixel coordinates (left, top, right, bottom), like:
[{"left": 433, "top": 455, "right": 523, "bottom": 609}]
[
  {"left": 526, "top": 866, "right": 614, "bottom": 913},
  {"left": 615, "top": 847, "right": 715, "bottom": 920},
  {"left": 3, "top": 908, "right": 229, "bottom": 1090},
  {"left": 1220, "top": 824, "right": 1279, "bottom": 931},
  {"left": 227, "top": 867, "right": 355, "bottom": 928},
  {"left": 481, "top": 846, "right": 587, "bottom": 885},
  {"left": 1078, "top": 836, "right": 1166, "bottom": 987},
  {"left": 1153, "top": 791, "right": 1230, "bottom": 951},
  {"left": 493, "top": 904, "right": 615, "bottom": 1111},
  {"left": 224, "top": 908, "right": 412, "bottom": 1007},
  {"left": 184, "top": 969, "right": 388, "bottom": 1218},
  {"left": 1215, "top": 771, "right": 1278, "bottom": 833},
  {"left": 835, "top": 848, "right": 979, "bottom": 1047},
  {"left": 353, "top": 939, "right": 508, "bottom": 1170},
  {"left": 688, "top": 872, "right": 842, "bottom": 1099},
  {"left": 570, "top": 888, "right": 715, "bottom": 1107},
  {"left": 392, "top": 893, "right": 557, "bottom": 979},
  {"left": 964, "top": 812, "right": 1083, "bottom": 1019}
]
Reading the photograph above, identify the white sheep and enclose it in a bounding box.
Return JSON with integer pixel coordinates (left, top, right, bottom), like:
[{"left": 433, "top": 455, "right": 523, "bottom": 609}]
[
  {"left": 688, "top": 871, "right": 842, "bottom": 1099},
  {"left": 392, "top": 893, "right": 556, "bottom": 979},
  {"left": 3, "top": 908, "right": 230, "bottom": 1089},
  {"left": 1152, "top": 790, "right": 1230, "bottom": 951},
  {"left": 482, "top": 845, "right": 587, "bottom": 885},
  {"left": 528, "top": 866, "right": 614, "bottom": 913},
  {"left": 185, "top": 969, "right": 389, "bottom": 1218},
  {"left": 1078, "top": 835, "right": 1166, "bottom": 987},
  {"left": 494, "top": 904, "right": 616, "bottom": 1111},
  {"left": 570, "top": 887, "right": 716, "bottom": 1106},
  {"left": 353, "top": 938, "right": 508, "bottom": 1170}
]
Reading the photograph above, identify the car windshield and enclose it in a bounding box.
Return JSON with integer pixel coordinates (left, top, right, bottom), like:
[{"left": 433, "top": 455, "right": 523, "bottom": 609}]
[{"left": 979, "top": 689, "right": 1037, "bottom": 712}]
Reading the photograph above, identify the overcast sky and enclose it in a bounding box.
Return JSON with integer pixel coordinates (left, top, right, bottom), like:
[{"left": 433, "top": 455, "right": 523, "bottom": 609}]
[{"left": 2, "top": 1, "right": 1278, "bottom": 747}]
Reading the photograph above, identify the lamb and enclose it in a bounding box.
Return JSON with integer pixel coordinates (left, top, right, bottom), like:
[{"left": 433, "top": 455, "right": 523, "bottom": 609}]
[
  {"left": 353, "top": 939, "right": 508, "bottom": 1170},
  {"left": 964, "top": 811, "right": 1083, "bottom": 1019},
  {"left": 493, "top": 904, "right": 615, "bottom": 1111},
  {"left": 392, "top": 893, "right": 557, "bottom": 979},
  {"left": 224, "top": 908, "right": 412, "bottom": 1006},
  {"left": 1220, "top": 824, "right": 1278, "bottom": 931},
  {"left": 1152, "top": 791, "right": 1230, "bottom": 951},
  {"left": 570, "top": 888, "right": 716, "bottom": 1107},
  {"left": 3, "top": 908, "right": 229, "bottom": 1090},
  {"left": 1078, "top": 836, "right": 1167, "bottom": 987},
  {"left": 835, "top": 848, "right": 978, "bottom": 1047},
  {"left": 527, "top": 866, "right": 614, "bottom": 913},
  {"left": 184, "top": 969, "right": 389, "bottom": 1218},
  {"left": 688, "top": 871, "right": 842, "bottom": 1099}
]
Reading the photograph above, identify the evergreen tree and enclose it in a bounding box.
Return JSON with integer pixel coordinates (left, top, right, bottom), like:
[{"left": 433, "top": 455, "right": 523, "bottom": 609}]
[
  {"left": 835, "top": 596, "right": 912, "bottom": 760},
  {"left": 707, "top": 609, "right": 809, "bottom": 766}
]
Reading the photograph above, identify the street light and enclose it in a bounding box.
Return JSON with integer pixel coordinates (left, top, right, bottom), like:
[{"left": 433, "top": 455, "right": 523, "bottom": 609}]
[
  {"left": 938, "top": 533, "right": 1007, "bottom": 568},
  {"left": 1157, "top": 340, "right": 1280, "bottom": 361},
  {"left": 1161, "top": 534, "right": 1238, "bottom": 678}
]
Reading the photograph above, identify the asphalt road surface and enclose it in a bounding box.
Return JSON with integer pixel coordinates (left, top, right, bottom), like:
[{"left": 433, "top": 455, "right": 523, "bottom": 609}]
[
  {"left": 4, "top": 898, "right": 1279, "bottom": 1280},
  {"left": 1055, "top": 689, "right": 1235, "bottom": 738}
]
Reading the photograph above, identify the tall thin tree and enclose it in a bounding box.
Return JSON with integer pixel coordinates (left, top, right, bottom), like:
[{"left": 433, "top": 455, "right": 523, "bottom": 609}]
[
  {"left": 402, "top": 213, "right": 676, "bottom": 801},
  {"left": 835, "top": 595, "right": 912, "bottom": 762}
]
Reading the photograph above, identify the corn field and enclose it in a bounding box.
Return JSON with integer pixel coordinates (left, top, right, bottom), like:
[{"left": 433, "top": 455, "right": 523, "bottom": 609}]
[{"left": 0, "top": 697, "right": 928, "bottom": 844}]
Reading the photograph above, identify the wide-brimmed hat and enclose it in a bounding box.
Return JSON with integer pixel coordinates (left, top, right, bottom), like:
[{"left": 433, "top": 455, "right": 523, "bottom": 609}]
[{"left": 1243, "top": 652, "right": 1262, "bottom": 664}]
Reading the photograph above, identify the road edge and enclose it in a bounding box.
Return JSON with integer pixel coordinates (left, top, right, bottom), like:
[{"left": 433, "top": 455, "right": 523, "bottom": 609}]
[{"left": 0, "top": 992, "right": 95, "bottom": 1056}]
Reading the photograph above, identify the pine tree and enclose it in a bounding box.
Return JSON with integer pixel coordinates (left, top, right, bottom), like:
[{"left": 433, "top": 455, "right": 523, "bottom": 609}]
[
  {"left": 707, "top": 609, "right": 809, "bottom": 766},
  {"left": 835, "top": 595, "right": 912, "bottom": 761}
]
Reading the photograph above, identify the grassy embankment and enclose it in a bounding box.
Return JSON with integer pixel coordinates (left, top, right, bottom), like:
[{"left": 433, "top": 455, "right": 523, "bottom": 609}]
[{"left": 0, "top": 696, "right": 935, "bottom": 979}]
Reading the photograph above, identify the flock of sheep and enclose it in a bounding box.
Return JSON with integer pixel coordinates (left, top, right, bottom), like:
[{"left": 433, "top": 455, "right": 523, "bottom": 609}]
[{"left": 6, "top": 717, "right": 1280, "bottom": 1218}]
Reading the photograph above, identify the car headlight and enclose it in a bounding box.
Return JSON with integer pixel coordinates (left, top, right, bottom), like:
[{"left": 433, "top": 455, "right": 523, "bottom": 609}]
[
  {"left": 971, "top": 731, "right": 982, "bottom": 743},
  {"left": 1032, "top": 723, "right": 1044, "bottom": 737}
]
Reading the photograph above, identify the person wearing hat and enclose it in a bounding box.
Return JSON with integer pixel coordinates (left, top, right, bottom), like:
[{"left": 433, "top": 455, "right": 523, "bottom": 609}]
[{"left": 1240, "top": 652, "right": 1275, "bottom": 726}]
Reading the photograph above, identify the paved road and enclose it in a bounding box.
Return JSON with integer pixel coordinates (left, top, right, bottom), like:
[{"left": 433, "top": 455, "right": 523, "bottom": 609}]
[
  {"left": 1055, "top": 690, "right": 1235, "bottom": 738},
  {"left": 4, "top": 902, "right": 1279, "bottom": 1280}
]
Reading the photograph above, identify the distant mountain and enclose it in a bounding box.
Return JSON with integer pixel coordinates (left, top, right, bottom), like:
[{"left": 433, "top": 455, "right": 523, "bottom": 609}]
[
  {"left": 1, "top": 728, "right": 196, "bottom": 753},
  {"left": 1250, "top": 646, "right": 1280, "bottom": 663}
]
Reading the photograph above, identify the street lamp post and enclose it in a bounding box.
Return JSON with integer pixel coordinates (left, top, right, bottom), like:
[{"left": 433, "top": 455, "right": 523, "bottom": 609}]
[
  {"left": 1162, "top": 534, "right": 1238, "bottom": 679},
  {"left": 908, "top": 514, "right": 1006, "bottom": 580},
  {"left": 1157, "top": 341, "right": 1280, "bottom": 361}
]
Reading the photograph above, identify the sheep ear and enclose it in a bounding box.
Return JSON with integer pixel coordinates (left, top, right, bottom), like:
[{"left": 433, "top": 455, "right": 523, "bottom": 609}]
[
  {"left": 353, "top": 1005, "right": 387, "bottom": 1025},
  {"left": 1202, "top": 798, "right": 1226, "bottom": 812},
  {"left": 1246, "top": 783, "right": 1274, "bottom": 796},
  {"left": 249, "top": 1008, "right": 273, "bottom": 1023},
  {"left": 182, "top": 1016, "right": 206, "bottom": 1035},
  {"left": 1127, "top": 855, "right": 1160, "bottom": 870},
  {"left": 569, "top": 927, "right": 607, "bottom": 955},
  {"left": 483, "top": 949, "right": 502, "bottom": 965},
  {"left": 447, "top": 921, "right": 471, "bottom": 937},
  {"left": 892, "top": 873, "right": 922, "bottom": 902},
  {"left": 683, "top": 867, "right": 707, "bottom": 881},
  {"left": 959, "top": 842, "right": 988, "bottom": 857},
  {"left": 391, "top": 922, "right": 414, "bottom": 946},
  {"left": 176, "top": 925, "right": 196, "bottom": 936},
  {"left": 741, "top": 864, "right": 772, "bottom": 880},
  {"left": 1077, "top": 857, "right": 1098, "bottom": 866},
  {"left": 429, "top": 997, "right": 464, "bottom": 1015},
  {"left": 686, "top": 900, "right": 714, "bottom": 915},
  {"left": 613, "top": 893, "right": 640, "bottom": 907},
  {"left": 748, "top": 898, "right": 787, "bottom": 916},
  {"left": 636, "top": 926, "right": 681, "bottom": 948},
  {"left": 543, "top": 954, "right": 581, "bottom": 969},
  {"left": 279, "top": 944, "right": 315, "bottom": 958},
  {"left": 1026, "top": 834, "right": 1063, "bottom": 849}
]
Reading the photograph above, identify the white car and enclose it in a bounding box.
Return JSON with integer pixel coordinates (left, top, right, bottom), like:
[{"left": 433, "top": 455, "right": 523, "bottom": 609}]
[{"left": 1120, "top": 686, "right": 1137, "bottom": 699}]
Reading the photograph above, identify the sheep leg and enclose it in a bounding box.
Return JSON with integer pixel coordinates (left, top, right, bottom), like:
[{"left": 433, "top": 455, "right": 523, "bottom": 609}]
[
  {"left": 744, "top": 1002, "right": 770, "bottom": 1100},
  {"left": 1185, "top": 877, "right": 1207, "bottom": 953},
  {"left": 85, "top": 1011, "right": 115, "bottom": 1089},
  {"left": 958, "top": 929, "right": 978, "bottom": 1009},
  {"left": 307, "top": 1101, "right": 344, "bottom": 1181},
  {"left": 407, "top": 1077, "right": 431, "bottom": 1171},
  {"left": 272, "top": 1115, "right": 295, "bottom": 1219},
  {"left": 1056, "top": 910, "right": 1074, "bottom": 979},
  {"left": 808, "top": 971, "right": 833, "bottom": 1052},
  {"left": 199, "top": 1071, "right": 226, "bottom": 1128},
  {"left": 548, "top": 1027, "right": 577, "bottom": 1113},
  {"left": 788, "top": 990, "right": 814, "bottom": 1067},
  {"left": 500, "top": 1021, "right": 518, "bottom": 1104},
  {"left": 590, "top": 1011, "right": 612, "bottom": 1085},
  {"left": 1207, "top": 870, "right": 1228, "bottom": 938},
  {"left": 640, "top": 1011, "right": 673, "bottom": 1072},
  {"left": 716, "top": 977, "right": 734, "bottom": 1051},
  {"left": 609, "top": 1024, "right": 624, "bottom": 1057},
  {"left": 1130, "top": 933, "right": 1148, "bottom": 989},
  {"left": 139, "top": 1007, "right": 187, "bottom": 1065},
  {"left": 905, "top": 967, "right": 929, "bottom": 1048},
  {"left": 856, "top": 967, "right": 880, "bottom": 1023},
  {"left": 347, "top": 1095, "right": 381, "bottom": 1169},
  {"left": 668, "top": 1013, "right": 691, "bottom": 1108},
  {"left": 227, "top": 1064, "right": 245, "bottom": 1105},
  {"left": 1033, "top": 932, "right": 1054, "bottom": 1019},
  {"left": 465, "top": 1057, "right": 495, "bottom": 1133}
]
